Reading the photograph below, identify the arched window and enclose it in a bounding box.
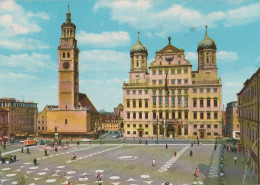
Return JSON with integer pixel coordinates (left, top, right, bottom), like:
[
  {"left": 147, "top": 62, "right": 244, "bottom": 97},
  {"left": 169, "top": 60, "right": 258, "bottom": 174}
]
[
  {"left": 67, "top": 52, "right": 70, "bottom": 58},
  {"left": 136, "top": 61, "right": 139, "bottom": 67},
  {"left": 206, "top": 57, "right": 209, "bottom": 63},
  {"left": 63, "top": 52, "right": 65, "bottom": 58}
]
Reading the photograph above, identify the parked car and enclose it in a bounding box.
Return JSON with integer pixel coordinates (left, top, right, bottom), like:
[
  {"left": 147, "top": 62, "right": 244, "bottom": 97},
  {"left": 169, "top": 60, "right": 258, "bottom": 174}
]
[
  {"left": 112, "top": 134, "right": 121, "bottom": 138},
  {"left": 80, "top": 138, "right": 91, "bottom": 142}
]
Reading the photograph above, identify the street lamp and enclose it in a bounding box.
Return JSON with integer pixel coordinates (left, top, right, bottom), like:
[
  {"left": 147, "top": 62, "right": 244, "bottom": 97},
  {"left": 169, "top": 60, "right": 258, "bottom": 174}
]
[
  {"left": 157, "top": 116, "right": 159, "bottom": 144},
  {"left": 99, "top": 118, "right": 102, "bottom": 145}
]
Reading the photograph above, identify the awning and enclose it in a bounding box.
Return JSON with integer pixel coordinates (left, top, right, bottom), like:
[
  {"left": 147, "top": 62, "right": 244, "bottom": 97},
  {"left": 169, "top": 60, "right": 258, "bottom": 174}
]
[
  {"left": 0, "top": 137, "right": 3, "bottom": 140},
  {"left": 3, "top": 136, "right": 8, "bottom": 139}
]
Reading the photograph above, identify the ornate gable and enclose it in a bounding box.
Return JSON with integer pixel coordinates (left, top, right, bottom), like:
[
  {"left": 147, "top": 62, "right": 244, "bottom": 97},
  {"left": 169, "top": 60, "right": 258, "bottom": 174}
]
[{"left": 156, "top": 37, "right": 184, "bottom": 55}]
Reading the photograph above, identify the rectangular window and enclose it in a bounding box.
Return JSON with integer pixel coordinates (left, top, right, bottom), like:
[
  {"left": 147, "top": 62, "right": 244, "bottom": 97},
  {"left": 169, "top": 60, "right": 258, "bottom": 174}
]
[
  {"left": 207, "top": 99, "right": 211, "bottom": 107},
  {"left": 139, "top": 100, "right": 142, "bottom": 108},
  {"left": 193, "top": 99, "right": 197, "bottom": 107},
  {"left": 178, "top": 89, "right": 181, "bottom": 94},
  {"left": 214, "top": 88, "right": 217, "bottom": 93},
  {"left": 172, "top": 90, "right": 175, "bottom": 94},
  {"left": 184, "top": 89, "right": 188, "bottom": 94},
  {"left": 207, "top": 88, "right": 210, "bottom": 93},
  {"left": 153, "top": 112, "right": 156, "bottom": 119},
  {"left": 133, "top": 100, "right": 136, "bottom": 108},
  {"left": 133, "top": 90, "right": 136, "bottom": 94},
  {"left": 171, "top": 79, "right": 175, "bottom": 84},
  {"left": 159, "top": 112, "right": 162, "bottom": 119},
  {"left": 152, "top": 80, "right": 156, "bottom": 85},
  {"left": 145, "top": 112, "right": 148, "bottom": 119},
  {"left": 200, "top": 99, "right": 204, "bottom": 107},
  {"left": 133, "top": 131, "right": 136, "bottom": 135},
  {"left": 127, "top": 90, "right": 130, "bottom": 95},
  {"left": 127, "top": 131, "right": 130, "bottom": 134},
  {"left": 171, "top": 96, "right": 175, "bottom": 107},
  {"left": 165, "top": 96, "right": 169, "bottom": 107},
  {"left": 214, "top": 99, "right": 218, "bottom": 107},
  {"left": 200, "top": 112, "right": 204, "bottom": 119},
  {"left": 178, "top": 69, "right": 181, "bottom": 74},
  {"left": 38, "top": 126, "right": 40, "bottom": 130},
  {"left": 42, "top": 127, "right": 44, "bottom": 130},
  {"left": 133, "top": 124, "right": 136, "bottom": 128},
  {"left": 185, "top": 112, "right": 188, "bottom": 119},
  {"left": 139, "top": 90, "right": 142, "bottom": 94},
  {"left": 184, "top": 79, "right": 188, "bottom": 84},
  {"left": 153, "top": 90, "right": 156, "bottom": 95},
  {"left": 139, "top": 124, "right": 142, "bottom": 127},
  {"left": 159, "top": 80, "right": 162, "bottom": 84},
  {"left": 193, "top": 89, "right": 197, "bottom": 93},
  {"left": 207, "top": 112, "right": 211, "bottom": 119},
  {"left": 184, "top": 96, "right": 188, "bottom": 107},
  {"left": 193, "top": 112, "right": 197, "bottom": 119},
  {"left": 178, "top": 96, "right": 182, "bottom": 107},
  {"left": 159, "top": 96, "right": 162, "bottom": 107},
  {"left": 145, "top": 100, "right": 148, "bottom": 108},
  {"left": 145, "top": 124, "right": 148, "bottom": 128},
  {"left": 200, "top": 88, "right": 203, "bottom": 93},
  {"left": 152, "top": 70, "right": 156, "bottom": 75},
  {"left": 178, "top": 79, "right": 181, "bottom": 84},
  {"left": 127, "top": 100, "right": 130, "bottom": 108},
  {"left": 214, "top": 132, "right": 218, "bottom": 136},
  {"left": 127, "top": 124, "right": 130, "bottom": 128},
  {"left": 127, "top": 112, "right": 130, "bottom": 119},
  {"left": 145, "top": 90, "right": 148, "bottom": 94},
  {"left": 65, "top": 119, "right": 68, "bottom": 124},
  {"left": 145, "top": 131, "right": 149, "bottom": 135},
  {"left": 193, "top": 132, "right": 197, "bottom": 135},
  {"left": 133, "top": 112, "right": 136, "bottom": 119},
  {"left": 159, "top": 90, "right": 162, "bottom": 95},
  {"left": 207, "top": 124, "right": 211, "bottom": 128},
  {"left": 207, "top": 132, "right": 211, "bottom": 136},
  {"left": 172, "top": 111, "right": 176, "bottom": 119},
  {"left": 184, "top": 126, "right": 188, "bottom": 135},
  {"left": 178, "top": 111, "right": 182, "bottom": 119},
  {"left": 184, "top": 69, "right": 188, "bottom": 74},
  {"left": 166, "top": 112, "right": 169, "bottom": 119},
  {"left": 214, "top": 112, "right": 218, "bottom": 119},
  {"left": 139, "top": 112, "right": 142, "bottom": 119},
  {"left": 159, "top": 71, "right": 162, "bottom": 75},
  {"left": 153, "top": 96, "right": 156, "bottom": 107},
  {"left": 194, "top": 124, "right": 197, "bottom": 128},
  {"left": 171, "top": 69, "right": 175, "bottom": 74}
]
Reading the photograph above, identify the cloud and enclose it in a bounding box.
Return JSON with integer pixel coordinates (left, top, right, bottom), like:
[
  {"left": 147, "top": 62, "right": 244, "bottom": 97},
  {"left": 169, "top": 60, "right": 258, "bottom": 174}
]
[
  {"left": 255, "top": 56, "right": 260, "bottom": 64},
  {"left": 79, "top": 50, "right": 129, "bottom": 72},
  {"left": 0, "top": 53, "right": 55, "bottom": 72},
  {"left": 0, "top": 72, "right": 33, "bottom": 79},
  {"left": 77, "top": 31, "right": 130, "bottom": 48},
  {"left": 217, "top": 51, "right": 239, "bottom": 62},
  {"left": 185, "top": 52, "right": 197, "bottom": 61},
  {"left": 94, "top": 1, "right": 260, "bottom": 34},
  {"left": 0, "top": 38, "right": 49, "bottom": 50}
]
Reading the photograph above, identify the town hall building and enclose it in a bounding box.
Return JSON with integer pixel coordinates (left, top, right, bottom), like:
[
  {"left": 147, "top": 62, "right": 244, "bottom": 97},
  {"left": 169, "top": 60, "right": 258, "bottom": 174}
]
[{"left": 123, "top": 27, "right": 222, "bottom": 139}]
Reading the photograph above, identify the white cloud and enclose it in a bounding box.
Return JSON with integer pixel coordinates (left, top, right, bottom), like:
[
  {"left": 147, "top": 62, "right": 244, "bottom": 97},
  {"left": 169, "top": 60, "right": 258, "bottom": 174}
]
[
  {"left": 255, "top": 56, "right": 260, "bottom": 64},
  {"left": 0, "top": 38, "right": 49, "bottom": 50},
  {"left": 217, "top": 51, "right": 239, "bottom": 62},
  {"left": 94, "top": 1, "right": 260, "bottom": 34},
  {"left": 0, "top": 53, "right": 55, "bottom": 72},
  {"left": 0, "top": 72, "right": 33, "bottom": 79},
  {"left": 0, "top": 0, "right": 49, "bottom": 37},
  {"left": 77, "top": 31, "right": 130, "bottom": 48},
  {"left": 80, "top": 50, "right": 129, "bottom": 72},
  {"left": 185, "top": 52, "right": 197, "bottom": 61}
]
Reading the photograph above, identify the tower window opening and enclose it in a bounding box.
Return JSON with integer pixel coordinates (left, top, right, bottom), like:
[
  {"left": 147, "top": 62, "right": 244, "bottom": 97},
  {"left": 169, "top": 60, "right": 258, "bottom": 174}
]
[
  {"left": 67, "top": 52, "right": 70, "bottom": 58},
  {"left": 136, "top": 61, "right": 139, "bottom": 67},
  {"left": 65, "top": 119, "right": 67, "bottom": 124},
  {"left": 63, "top": 52, "right": 65, "bottom": 58},
  {"left": 206, "top": 57, "right": 209, "bottom": 63}
]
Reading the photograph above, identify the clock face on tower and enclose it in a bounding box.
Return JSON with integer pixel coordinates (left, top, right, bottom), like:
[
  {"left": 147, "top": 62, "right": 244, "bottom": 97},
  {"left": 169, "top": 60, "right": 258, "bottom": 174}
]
[{"left": 62, "top": 62, "right": 70, "bottom": 70}]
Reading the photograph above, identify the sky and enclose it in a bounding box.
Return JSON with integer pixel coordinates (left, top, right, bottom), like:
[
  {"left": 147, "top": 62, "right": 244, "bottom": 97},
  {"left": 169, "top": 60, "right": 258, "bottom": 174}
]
[{"left": 0, "top": 0, "right": 259, "bottom": 112}]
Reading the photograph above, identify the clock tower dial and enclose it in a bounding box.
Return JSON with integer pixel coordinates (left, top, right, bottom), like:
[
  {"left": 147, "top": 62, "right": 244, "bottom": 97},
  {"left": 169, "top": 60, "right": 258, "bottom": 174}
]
[{"left": 62, "top": 62, "right": 70, "bottom": 70}]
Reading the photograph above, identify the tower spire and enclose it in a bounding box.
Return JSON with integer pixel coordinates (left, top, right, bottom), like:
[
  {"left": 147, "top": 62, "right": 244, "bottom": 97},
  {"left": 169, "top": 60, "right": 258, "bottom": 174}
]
[
  {"left": 138, "top": 31, "right": 140, "bottom": 41},
  {"left": 205, "top": 25, "right": 208, "bottom": 35},
  {"left": 68, "top": 2, "right": 70, "bottom": 12}
]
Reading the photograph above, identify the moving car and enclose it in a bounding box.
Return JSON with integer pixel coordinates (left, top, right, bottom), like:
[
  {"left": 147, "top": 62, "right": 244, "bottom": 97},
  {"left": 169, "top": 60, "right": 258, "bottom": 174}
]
[{"left": 80, "top": 138, "right": 91, "bottom": 142}]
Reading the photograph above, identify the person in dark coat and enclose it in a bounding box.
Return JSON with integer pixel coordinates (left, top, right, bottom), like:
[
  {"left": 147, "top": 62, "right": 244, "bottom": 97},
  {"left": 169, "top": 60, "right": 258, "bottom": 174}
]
[
  {"left": 33, "top": 158, "right": 37, "bottom": 166},
  {"left": 190, "top": 150, "right": 193, "bottom": 157},
  {"left": 14, "top": 155, "right": 16, "bottom": 162},
  {"left": 166, "top": 143, "right": 168, "bottom": 149},
  {"left": 21, "top": 147, "right": 24, "bottom": 153},
  {"left": 45, "top": 149, "right": 48, "bottom": 156},
  {"left": 26, "top": 148, "right": 30, "bottom": 154}
]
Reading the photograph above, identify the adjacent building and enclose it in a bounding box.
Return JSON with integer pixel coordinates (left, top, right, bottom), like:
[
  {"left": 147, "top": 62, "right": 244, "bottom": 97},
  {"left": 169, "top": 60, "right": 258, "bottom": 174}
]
[
  {"left": 0, "top": 108, "right": 9, "bottom": 139},
  {"left": 237, "top": 67, "right": 260, "bottom": 183},
  {"left": 45, "top": 6, "right": 99, "bottom": 137},
  {"left": 226, "top": 101, "right": 240, "bottom": 138},
  {"left": 0, "top": 98, "right": 37, "bottom": 137},
  {"left": 123, "top": 27, "right": 222, "bottom": 139}
]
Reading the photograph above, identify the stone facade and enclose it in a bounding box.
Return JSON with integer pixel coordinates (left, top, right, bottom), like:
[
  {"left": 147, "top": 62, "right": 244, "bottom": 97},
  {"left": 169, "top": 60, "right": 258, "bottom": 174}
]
[
  {"left": 0, "top": 98, "right": 37, "bottom": 136},
  {"left": 0, "top": 108, "right": 9, "bottom": 138},
  {"left": 237, "top": 67, "right": 260, "bottom": 182},
  {"left": 37, "top": 105, "right": 57, "bottom": 134},
  {"left": 226, "top": 101, "right": 240, "bottom": 138},
  {"left": 123, "top": 28, "right": 222, "bottom": 139}
]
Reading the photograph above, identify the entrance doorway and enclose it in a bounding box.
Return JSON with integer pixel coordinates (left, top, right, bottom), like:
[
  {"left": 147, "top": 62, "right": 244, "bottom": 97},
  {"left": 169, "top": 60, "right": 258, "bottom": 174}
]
[
  {"left": 138, "top": 131, "right": 143, "bottom": 137},
  {"left": 200, "top": 131, "right": 204, "bottom": 139},
  {"left": 167, "top": 125, "right": 175, "bottom": 138}
]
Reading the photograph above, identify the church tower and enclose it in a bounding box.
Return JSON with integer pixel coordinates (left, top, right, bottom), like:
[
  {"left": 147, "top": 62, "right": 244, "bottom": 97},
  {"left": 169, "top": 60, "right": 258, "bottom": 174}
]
[
  {"left": 58, "top": 4, "right": 79, "bottom": 110},
  {"left": 129, "top": 32, "right": 148, "bottom": 83},
  {"left": 197, "top": 25, "right": 217, "bottom": 70}
]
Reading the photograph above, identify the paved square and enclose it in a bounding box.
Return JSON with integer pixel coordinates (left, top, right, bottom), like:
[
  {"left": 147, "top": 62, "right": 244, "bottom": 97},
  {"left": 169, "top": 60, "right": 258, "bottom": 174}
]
[{"left": 0, "top": 143, "right": 219, "bottom": 185}]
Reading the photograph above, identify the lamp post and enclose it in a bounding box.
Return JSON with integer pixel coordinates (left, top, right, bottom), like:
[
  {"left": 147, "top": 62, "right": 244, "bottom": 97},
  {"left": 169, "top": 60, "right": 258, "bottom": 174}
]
[
  {"left": 99, "top": 118, "right": 102, "bottom": 145},
  {"left": 157, "top": 116, "right": 159, "bottom": 144}
]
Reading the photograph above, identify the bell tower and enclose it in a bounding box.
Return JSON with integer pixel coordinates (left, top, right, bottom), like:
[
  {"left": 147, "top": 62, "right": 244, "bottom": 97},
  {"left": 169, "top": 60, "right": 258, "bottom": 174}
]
[{"left": 58, "top": 4, "right": 79, "bottom": 110}]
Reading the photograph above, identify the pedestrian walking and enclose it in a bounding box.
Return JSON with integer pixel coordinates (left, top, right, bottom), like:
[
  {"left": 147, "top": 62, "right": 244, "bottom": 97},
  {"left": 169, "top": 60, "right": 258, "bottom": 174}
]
[
  {"left": 45, "top": 149, "right": 48, "bottom": 156},
  {"left": 26, "top": 148, "right": 30, "bottom": 154},
  {"left": 14, "top": 155, "right": 16, "bottom": 162},
  {"left": 145, "top": 141, "right": 148, "bottom": 145},
  {"left": 33, "top": 158, "right": 37, "bottom": 166},
  {"left": 21, "top": 147, "right": 24, "bottom": 153},
  {"left": 55, "top": 147, "right": 58, "bottom": 152},
  {"left": 174, "top": 152, "right": 177, "bottom": 157},
  {"left": 190, "top": 150, "right": 193, "bottom": 157},
  {"left": 166, "top": 143, "right": 168, "bottom": 149},
  {"left": 214, "top": 145, "right": 217, "bottom": 150},
  {"left": 97, "top": 172, "right": 102, "bottom": 181},
  {"left": 152, "top": 159, "right": 156, "bottom": 166},
  {"left": 77, "top": 141, "right": 79, "bottom": 145},
  {"left": 194, "top": 168, "right": 198, "bottom": 177},
  {"left": 234, "top": 156, "right": 237, "bottom": 163}
]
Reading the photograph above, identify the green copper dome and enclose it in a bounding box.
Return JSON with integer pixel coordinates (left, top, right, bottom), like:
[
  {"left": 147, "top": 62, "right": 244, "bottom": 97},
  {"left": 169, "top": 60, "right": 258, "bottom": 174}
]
[
  {"left": 130, "top": 32, "right": 147, "bottom": 54},
  {"left": 197, "top": 26, "right": 216, "bottom": 51}
]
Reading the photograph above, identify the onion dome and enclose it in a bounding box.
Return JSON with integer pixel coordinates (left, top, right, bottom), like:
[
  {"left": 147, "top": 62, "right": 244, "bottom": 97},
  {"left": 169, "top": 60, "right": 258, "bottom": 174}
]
[
  {"left": 130, "top": 32, "right": 147, "bottom": 54},
  {"left": 61, "top": 3, "right": 76, "bottom": 28},
  {"left": 197, "top": 25, "right": 216, "bottom": 51}
]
